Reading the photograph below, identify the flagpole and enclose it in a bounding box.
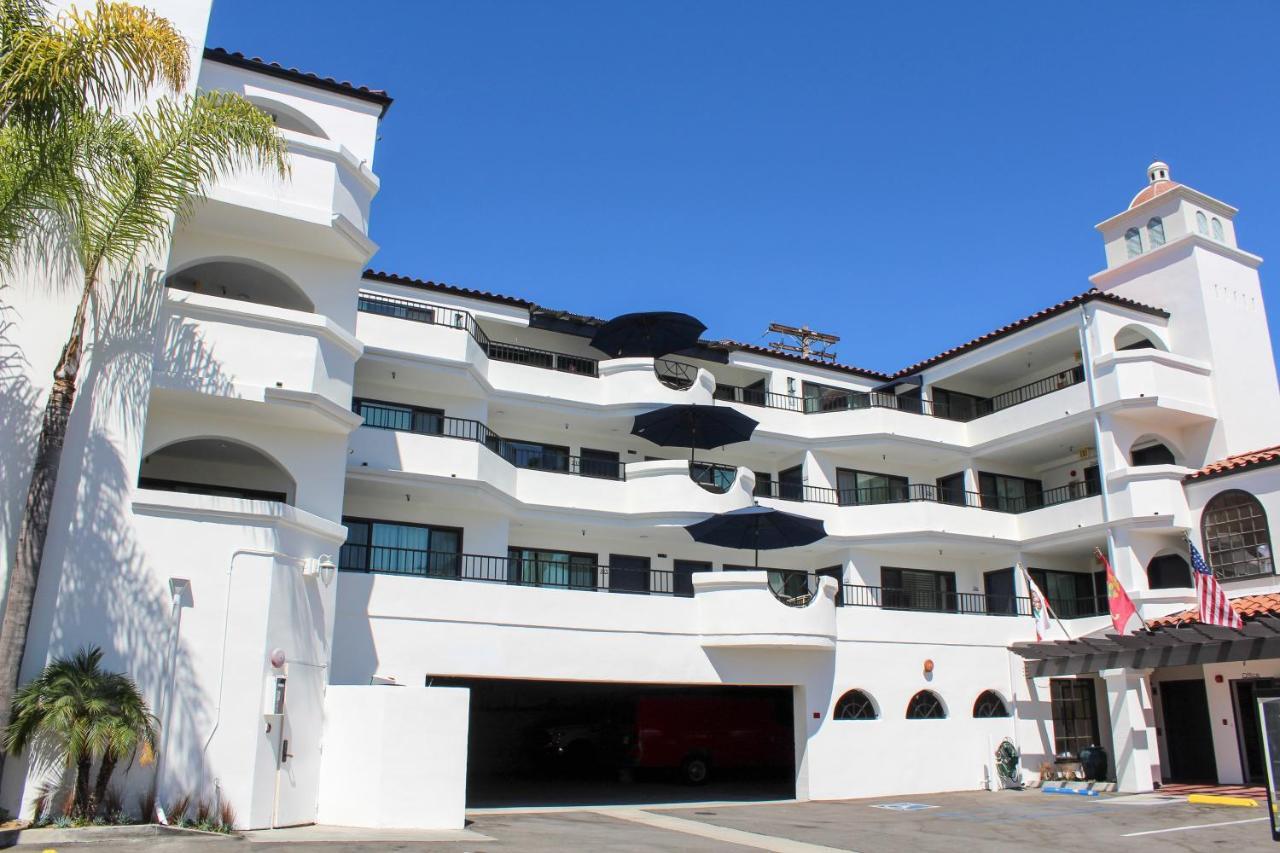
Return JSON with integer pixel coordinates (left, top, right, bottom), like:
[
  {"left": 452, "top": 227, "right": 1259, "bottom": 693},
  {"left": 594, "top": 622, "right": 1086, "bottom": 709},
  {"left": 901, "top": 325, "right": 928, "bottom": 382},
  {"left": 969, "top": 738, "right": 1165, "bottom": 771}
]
[{"left": 1019, "top": 561, "right": 1072, "bottom": 641}]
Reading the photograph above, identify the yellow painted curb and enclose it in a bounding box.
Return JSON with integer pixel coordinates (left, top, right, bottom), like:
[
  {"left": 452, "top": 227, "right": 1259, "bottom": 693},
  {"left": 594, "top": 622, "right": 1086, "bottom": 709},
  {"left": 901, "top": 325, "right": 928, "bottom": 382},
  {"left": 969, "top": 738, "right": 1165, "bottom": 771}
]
[{"left": 1188, "top": 794, "right": 1260, "bottom": 808}]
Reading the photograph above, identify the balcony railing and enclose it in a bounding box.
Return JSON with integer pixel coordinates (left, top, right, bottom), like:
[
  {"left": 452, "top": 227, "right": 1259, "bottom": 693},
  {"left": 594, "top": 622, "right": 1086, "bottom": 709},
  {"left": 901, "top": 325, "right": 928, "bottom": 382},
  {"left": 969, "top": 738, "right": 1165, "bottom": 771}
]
[
  {"left": 654, "top": 357, "right": 698, "bottom": 391},
  {"left": 358, "top": 292, "right": 599, "bottom": 378},
  {"left": 338, "top": 547, "right": 682, "bottom": 596},
  {"left": 713, "top": 384, "right": 806, "bottom": 412},
  {"left": 840, "top": 584, "right": 1033, "bottom": 616},
  {"left": 977, "top": 365, "right": 1086, "bottom": 417},
  {"left": 690, "top": 461, "right": 738, "bottom": 493},
  {"left": 356, "top": 400, "right": 625, "bottom": 480},
  {"left": 755, "top": 478, "right": 1097, "bottom": 513}
]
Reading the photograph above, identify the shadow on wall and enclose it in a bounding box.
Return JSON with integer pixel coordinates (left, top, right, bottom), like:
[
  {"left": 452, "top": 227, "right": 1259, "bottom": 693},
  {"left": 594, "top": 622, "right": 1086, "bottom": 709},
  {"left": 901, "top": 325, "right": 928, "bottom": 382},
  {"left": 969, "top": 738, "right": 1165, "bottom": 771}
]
[
  {"left": 10, "top": 269, "right": 238, "bottom": 814},
  {"left": 328, "top": 572, "right": 379, "bottom": 685},
  {"left": 0, "top": 291, "right": 41, "bottom": 604}
]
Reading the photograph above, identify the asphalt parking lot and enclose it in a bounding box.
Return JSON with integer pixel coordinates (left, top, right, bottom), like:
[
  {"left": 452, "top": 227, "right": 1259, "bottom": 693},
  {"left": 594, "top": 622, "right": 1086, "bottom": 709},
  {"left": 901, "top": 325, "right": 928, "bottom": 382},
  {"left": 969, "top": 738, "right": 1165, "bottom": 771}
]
[{"left": 9, "top": 790, "right": 1279, "bottom": 852}]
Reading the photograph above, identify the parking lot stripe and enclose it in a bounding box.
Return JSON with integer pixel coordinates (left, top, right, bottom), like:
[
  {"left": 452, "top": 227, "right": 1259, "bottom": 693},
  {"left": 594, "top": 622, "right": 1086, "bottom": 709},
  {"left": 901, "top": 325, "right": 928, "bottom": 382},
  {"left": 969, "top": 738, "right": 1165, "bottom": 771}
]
[
  {"left": 1120, "top": 816, "right": 1269, "bottom": 837},
  {"left": 601, "top": 807, "right": 858, "bottom": 853}
]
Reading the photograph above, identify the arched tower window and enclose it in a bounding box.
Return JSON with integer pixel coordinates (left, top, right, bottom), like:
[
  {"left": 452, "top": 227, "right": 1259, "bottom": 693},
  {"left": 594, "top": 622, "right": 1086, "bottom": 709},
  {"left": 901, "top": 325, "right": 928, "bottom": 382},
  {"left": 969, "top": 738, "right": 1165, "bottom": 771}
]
[
  {"left": 1147, "top": 217, "right": 1165, "bottom": 247},
  {"left": 1211, "top": 218, "right": 1224, "bottom": 241},
  {"left": 973, "top": 690, "right": 1011, "bottom": 718},
  {"left": 1202, "top": 490, "right": 1274, "bottom": 580},
  {"left": 1196, "top": 211, "right": 1209, "bottom": 235},
  {"left": 906, "top": 690, "right": 946, "bottom": 719},
  {"left": 1125, "top": 227, "right": 1143, "bottom": 258},
  {"left": 1147, "top": 554, "right": 1192, "bottom": 589},
  {"left": 834, "top": 689, "right": 878, "bottom": 720}
]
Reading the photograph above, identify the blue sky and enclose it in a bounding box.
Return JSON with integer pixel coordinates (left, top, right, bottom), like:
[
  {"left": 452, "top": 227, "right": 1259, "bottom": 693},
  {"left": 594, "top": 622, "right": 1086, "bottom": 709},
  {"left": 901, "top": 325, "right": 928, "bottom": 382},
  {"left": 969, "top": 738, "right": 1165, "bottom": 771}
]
[{"left": 207, "top": 1, "right": 1280, "bottom": 373}]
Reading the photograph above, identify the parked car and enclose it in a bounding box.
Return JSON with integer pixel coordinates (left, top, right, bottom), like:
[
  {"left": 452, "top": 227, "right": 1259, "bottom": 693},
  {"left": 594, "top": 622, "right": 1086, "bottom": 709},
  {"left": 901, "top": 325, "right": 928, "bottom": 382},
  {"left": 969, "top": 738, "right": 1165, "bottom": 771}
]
[{"left": 624, "top": 694, "right": 793, "bottom": 784}]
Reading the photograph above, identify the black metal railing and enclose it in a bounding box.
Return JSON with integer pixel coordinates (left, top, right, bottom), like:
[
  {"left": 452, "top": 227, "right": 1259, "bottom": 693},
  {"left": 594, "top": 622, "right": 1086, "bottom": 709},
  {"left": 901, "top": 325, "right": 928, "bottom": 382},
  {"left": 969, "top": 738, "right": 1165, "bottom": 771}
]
[
  {"left": 338, "top": 548, "right": 682, "bottom": 596},
  {"left": 356, "top": 401, "right": 625, "bottom": 481},
  {"left": 655, "top": 357, "right": 698, "bottom": 391},
  {"left": 840, "top": 584, "right": 1034, "bottom": 616},
  {"left": 713, "top": 384, "right": 806, "bottom": 412},
  {"left": 754, "top": 477, "right": 1095, "bottom": 514},
  {"left": 484, "top": 339, "right": 599, "bottom": 377},
  {"left": 977, "top": 366, "right": 1086, "bottom": 417},
  {"left": 689, "top": 461, "right": 738, "bottom": 493}
]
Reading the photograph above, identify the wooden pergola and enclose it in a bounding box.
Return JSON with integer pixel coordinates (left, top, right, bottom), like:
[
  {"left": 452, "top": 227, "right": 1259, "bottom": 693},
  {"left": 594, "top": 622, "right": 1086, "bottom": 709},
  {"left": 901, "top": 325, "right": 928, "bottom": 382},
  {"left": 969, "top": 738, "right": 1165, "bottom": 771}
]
[{"left": 1010, "top": 616, "right": 1280, "bottom": 677}]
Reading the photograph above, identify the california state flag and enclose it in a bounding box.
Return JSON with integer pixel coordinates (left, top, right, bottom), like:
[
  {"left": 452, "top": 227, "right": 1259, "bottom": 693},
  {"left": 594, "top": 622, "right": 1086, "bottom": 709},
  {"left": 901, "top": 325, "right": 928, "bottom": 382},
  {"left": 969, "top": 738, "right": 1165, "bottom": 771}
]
[
  {"left": 1020, "top": 564, "right": 1052, "bottom": 641},
  {"left": 1097, "top": 547, "right": 1138, "bottom": 634}
]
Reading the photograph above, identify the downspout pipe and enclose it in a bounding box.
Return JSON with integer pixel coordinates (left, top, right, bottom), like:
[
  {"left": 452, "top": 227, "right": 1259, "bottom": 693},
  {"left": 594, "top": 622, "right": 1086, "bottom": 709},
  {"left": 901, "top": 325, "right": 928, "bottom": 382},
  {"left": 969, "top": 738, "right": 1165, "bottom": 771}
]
[{"left": 1078, "top": 306, "right": 1120, "bottom": 579}]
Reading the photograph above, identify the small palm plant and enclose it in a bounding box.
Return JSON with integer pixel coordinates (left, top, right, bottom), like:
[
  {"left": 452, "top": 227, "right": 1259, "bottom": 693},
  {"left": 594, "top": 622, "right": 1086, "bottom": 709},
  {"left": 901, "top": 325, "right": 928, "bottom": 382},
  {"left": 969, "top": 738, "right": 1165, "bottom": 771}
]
[{"left": 4, "top": 646, "right": 158, "bottom": 817}]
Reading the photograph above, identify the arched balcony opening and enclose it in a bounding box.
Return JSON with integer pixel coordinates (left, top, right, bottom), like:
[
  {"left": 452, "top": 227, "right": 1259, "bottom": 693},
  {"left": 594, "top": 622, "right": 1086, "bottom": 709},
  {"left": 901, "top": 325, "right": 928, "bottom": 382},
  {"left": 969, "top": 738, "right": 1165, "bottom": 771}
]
[
  {"left": 138, "top": 437, "right": 296, "bottom": 504},
  {"left": 1129, "top": 435, "right": 1179, "bottom": 467},
  {"left": 1113, "top": 324, "right": 1166, "bottom": 352},
  {"left": 247, "top": 96, "right": 329, "bottom": 138},
  {"left": 1147, "top": 553, "right": 1192, "bottom": 589},
  {"left": 166, "top": 259, "right": 314, "bottom": 313}
]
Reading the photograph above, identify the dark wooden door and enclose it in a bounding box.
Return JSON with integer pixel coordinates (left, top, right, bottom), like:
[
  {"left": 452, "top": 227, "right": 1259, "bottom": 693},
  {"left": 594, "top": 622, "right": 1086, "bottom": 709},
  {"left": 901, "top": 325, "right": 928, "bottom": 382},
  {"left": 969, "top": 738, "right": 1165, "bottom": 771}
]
[{"left": 1160, "top": 679, "right": 1217, "bottom": 782}]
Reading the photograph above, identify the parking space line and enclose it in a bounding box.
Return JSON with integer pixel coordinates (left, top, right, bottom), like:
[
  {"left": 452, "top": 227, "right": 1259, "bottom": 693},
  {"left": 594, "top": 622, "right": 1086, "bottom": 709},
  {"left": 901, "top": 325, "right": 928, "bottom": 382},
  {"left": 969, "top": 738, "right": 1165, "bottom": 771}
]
[
  {"left": 600, "top": 807, "right": 858, "bottom": 853},
  {"left": 1121, "top": 816, "right": 1269, "bottom": 837}
]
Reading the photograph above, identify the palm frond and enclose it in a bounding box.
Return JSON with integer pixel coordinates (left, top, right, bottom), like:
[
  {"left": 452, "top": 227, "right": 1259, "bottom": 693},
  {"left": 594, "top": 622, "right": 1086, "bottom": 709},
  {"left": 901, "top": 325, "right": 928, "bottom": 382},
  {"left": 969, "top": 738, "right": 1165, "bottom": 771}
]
[
  {"left": 78, "top": 90, "right": 286, "bottom": 279},
  {"left": 0, "top": 1, "right": 188, "bottom": 127}
]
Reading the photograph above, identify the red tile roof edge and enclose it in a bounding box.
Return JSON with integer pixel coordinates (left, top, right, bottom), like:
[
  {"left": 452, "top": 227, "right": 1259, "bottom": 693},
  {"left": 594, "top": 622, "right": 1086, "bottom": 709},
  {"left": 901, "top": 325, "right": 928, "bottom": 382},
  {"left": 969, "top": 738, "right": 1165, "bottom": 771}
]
[
  {"left": 361, "top": 271, "right": 1169, "bottom": 381},
  {"left": 1149, "top": 593, "right": 1280, "bottom": 628},
  {"left": 1185, "top": 445, "right": 1280, "bottom": 483},
  {"left": 204, "top": 48, "right": 393, "bottom": 117},
  {"left": 890, "top": 289, "right": 1170, "bottom": 378}
]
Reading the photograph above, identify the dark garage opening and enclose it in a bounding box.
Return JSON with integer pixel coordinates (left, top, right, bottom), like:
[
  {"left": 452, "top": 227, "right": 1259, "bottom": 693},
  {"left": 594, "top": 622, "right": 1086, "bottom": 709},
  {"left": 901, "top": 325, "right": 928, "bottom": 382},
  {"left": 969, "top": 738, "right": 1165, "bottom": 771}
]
[{"left": 430, "top": 677, "right": 796, "bottom": 808}]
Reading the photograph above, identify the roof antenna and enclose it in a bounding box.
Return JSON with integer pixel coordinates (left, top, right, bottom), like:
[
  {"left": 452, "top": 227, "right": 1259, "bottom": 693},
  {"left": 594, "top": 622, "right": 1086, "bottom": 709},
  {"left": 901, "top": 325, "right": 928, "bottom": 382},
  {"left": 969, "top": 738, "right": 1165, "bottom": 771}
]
[{"left": 767, "top": 323, "right": 839, "bottom": 362}]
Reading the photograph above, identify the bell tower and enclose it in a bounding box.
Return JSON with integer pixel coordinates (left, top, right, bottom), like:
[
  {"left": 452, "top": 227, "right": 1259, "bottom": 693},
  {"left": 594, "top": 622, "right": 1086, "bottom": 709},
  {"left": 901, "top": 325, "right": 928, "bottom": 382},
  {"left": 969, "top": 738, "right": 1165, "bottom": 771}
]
[{"left": 1090, "top": 161, "right": 1280, "bottom": 457}]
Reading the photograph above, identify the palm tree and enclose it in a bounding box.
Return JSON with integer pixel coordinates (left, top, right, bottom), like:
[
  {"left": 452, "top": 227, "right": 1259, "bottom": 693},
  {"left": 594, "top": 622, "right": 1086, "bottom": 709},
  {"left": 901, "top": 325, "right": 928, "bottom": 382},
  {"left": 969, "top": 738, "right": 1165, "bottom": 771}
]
[
  {"left": 4, "top": 646, "right": 157, "bottom": 817},
  {"left": 0, "top": 1, "right": 287, "bottom": 716}
]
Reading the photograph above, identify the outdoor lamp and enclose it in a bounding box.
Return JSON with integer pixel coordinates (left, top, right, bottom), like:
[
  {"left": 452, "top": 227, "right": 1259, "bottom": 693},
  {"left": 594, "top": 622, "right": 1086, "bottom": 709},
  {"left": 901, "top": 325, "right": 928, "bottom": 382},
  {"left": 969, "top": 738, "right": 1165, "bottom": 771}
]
[{"left": 303, "top": 555, "right": 338, "bottom": 587}]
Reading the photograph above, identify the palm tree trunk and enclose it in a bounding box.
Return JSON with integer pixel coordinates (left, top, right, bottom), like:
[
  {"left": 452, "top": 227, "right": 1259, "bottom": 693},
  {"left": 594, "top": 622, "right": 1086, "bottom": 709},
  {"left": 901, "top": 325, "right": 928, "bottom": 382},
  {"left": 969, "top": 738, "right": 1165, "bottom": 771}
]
[
  {"left": 91, "top": 753, "right": 117, "bottom": 817},
  {"left": 73, "top": 754, "right": 92, "bottom": 817},
  {"left": 0, "top": 274, "right": 94, "bottom": 717}
]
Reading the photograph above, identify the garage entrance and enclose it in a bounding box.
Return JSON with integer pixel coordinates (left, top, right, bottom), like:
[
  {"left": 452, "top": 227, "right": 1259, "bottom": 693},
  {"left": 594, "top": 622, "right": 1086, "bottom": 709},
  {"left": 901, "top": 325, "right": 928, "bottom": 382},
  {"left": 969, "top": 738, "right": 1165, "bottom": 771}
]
[{"left": 430, "top": 677, "right": 796, "bottom": 808}]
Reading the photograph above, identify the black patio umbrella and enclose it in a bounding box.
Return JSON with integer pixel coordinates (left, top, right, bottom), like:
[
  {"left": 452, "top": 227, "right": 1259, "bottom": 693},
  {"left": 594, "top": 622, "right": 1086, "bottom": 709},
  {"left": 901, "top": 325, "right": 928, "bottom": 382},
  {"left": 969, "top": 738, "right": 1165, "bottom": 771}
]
[
  {"left": 631, "top": 404, "right": 758, "bottom": 461},
  {"left": 590, "top": 311, "right": 707, "bottom": 358},
  {"left": 685, "top": 504, "right": 827, "bottom": 567}
]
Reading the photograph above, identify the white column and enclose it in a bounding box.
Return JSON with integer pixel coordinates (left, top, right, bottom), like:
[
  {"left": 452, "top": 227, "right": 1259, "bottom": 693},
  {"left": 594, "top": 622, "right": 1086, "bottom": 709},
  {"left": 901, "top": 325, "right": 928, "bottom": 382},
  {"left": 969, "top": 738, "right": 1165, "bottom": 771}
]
[{"left": 1101, "top": 668, "right": 1160, "bottom": 792}]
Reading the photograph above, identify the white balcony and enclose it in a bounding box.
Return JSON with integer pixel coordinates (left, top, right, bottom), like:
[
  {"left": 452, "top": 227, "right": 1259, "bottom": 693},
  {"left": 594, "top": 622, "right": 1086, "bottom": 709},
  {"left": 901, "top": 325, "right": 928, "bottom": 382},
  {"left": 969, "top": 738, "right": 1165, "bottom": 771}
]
[
  {"left": 1092, "top": 350, "right": 1215, "bottom": 421},
  {"left": 195, "top": 131, "right": 380, "bottom": 261},
  {"left": 694, "top": 571, "right": 838, "bottom": 650},
  {"left": 152, "top": 290, "right": 363, "bottom": 430}
]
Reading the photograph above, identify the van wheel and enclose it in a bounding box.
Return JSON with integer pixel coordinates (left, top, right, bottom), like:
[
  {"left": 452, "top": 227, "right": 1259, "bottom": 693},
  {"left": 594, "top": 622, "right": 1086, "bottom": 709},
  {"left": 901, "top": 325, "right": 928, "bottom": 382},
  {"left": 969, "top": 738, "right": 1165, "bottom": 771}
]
[{"left": 681, "top": 756, "right": 710, "bottom": 785}]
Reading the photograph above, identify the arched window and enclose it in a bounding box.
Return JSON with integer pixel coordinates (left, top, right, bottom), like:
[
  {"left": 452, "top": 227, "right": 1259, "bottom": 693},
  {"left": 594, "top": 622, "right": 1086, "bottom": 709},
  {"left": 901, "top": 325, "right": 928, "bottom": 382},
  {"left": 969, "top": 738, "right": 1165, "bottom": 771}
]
[
  {"left": 1196, "top": 211, "right": 1209, "bottom": 235},
  {"left": 1147, "top": 217, "right": 1165, "bottom": 247},
  {"left": 1114, "top": 324, "right": 1165, "bottom": 351},
  {"left": 834, "top": 689, "right": 878, "bottom": 720},
  {"left": 973, "top": 690, "right": 1011, "bottom": 718},
  {"left": 1125, "top": 227, "right": 1143, "bottom": 258},
  {"left": 1130, "top": 440, "right": 1176, "bottom": 466},
  {"left": 1202, "top": 490, "right": 1275, "bottom": 580},
  {"left": 1147, "top": 554, "right": 1192, "bottom": 589},
  {"left": 1211, "top": 218, "right": 1224, "bottom": 241},
  {"left": 906, "top": 690, "right": 946, "bottom": 719}
]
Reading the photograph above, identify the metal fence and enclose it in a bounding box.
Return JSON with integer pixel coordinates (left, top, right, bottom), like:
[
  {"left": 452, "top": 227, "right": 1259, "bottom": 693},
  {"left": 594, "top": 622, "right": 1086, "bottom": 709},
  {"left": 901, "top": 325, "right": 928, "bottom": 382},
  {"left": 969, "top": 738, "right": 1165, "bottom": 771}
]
[{"left": 840, "top": 584, "right": 1034, "bottom": 616}]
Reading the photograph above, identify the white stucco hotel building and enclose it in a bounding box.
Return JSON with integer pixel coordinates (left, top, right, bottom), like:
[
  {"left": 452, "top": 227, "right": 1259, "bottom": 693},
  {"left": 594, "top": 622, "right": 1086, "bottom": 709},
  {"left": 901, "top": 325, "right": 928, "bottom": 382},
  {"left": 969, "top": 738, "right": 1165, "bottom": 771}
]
[{"left": 4, "top": 8, "right": 1280, "bottom": 830}]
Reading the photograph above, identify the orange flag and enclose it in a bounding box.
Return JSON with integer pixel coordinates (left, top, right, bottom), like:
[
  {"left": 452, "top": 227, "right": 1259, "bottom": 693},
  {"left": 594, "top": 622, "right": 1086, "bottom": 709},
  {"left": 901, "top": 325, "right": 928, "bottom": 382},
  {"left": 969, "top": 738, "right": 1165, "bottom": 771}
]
[{"left": 1097, "top": 547, "right": 1137, "bottom": 634}]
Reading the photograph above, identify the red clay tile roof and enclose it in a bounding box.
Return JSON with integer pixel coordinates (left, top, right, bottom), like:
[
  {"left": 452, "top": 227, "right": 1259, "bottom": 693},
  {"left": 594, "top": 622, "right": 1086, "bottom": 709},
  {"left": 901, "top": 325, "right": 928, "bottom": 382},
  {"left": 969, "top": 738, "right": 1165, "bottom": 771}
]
[
  {"left": 1149, "top": 593, "right": 1280, "bottom": 628},
  {"left": 1129, "top": 180, "right": 1180, "bottom": 209},
  {"left": 1185, "top": 445, "right": 1280, "bottom": 483},
  {"left": 362, "top": 270, "right": 533, "bottom": 308},
  {"left": 205, "top": 48, "right": 393, "bottom": 117},
  {"left": 890, "top": 289, "right": 1169, "bottom": 378}
]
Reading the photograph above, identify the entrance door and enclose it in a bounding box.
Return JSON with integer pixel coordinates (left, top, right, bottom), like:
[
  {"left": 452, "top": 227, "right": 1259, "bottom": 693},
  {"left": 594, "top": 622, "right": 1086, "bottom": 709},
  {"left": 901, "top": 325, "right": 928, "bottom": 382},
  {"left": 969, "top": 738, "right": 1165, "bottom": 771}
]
[
  {"left": 1235, "top": 678, "right": 1280, "bottom": 782},
  {"left": 1159, "top": 680, "right": 1216, "bottom": 782},
  {"left": 271, "top": 664, "right": 326, "bottom": 827}
]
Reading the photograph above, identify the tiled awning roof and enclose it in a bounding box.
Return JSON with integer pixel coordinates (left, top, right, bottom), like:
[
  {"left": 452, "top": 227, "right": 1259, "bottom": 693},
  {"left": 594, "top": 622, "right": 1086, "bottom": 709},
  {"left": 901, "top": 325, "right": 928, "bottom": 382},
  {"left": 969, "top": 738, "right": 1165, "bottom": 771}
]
[
  {"left": 1185, "top": 445, "right": 1280, "bottom": 483},
  {"left": 1148, "top": 593, "right": 1280, "bottom": 628},
  {"left": 205, "top": 48, "right": 393, "bottom": 117}
]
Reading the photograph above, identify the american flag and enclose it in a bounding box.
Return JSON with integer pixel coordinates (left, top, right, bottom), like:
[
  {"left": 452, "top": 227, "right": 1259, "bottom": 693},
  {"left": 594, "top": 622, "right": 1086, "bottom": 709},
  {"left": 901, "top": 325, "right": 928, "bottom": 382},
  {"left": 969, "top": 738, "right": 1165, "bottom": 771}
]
[{"left": 1188, "top": 538, "right": 1243, "bottom": 629}]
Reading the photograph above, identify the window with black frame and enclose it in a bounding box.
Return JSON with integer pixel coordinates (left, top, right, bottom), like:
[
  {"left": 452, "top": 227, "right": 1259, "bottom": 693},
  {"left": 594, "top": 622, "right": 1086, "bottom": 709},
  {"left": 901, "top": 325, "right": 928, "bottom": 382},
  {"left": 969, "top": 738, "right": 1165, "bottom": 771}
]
[
  {"left": 579, "top": 448, "right": 623, "bottom": 479},
  {"left": 507, "top": 548, "right": 596, "bottom": 589},
  {"left": 340, "top": 519, "right": 461, "bottom": 577},
  {"left": 882, "top": 567, "right": 956, "bottom": 612},
  {"left": 501, "top": 439, "right": 570, "bottom": 472},
  {"left": 834, "top": 689, "right": 878, "bottom": 720},
  {"left": 354, "top": 399, "right": 443, "bottom": 435},
  {"left": 973, "top": 690, "right": 1011, "bottom": 718},
  {"left": 776, "top": 465, "right": 803, "bottom": 501},
  {"left": 931, "top": 387, "right": 985, "bottom": 422},
  {"left": 1050, "top": 678, "right": 1100, "bottom": 759},
  {"left": 673, "top": 560, "right": 710, "bottom": 597},
  {"left": 983, "top": 568, "right": 1018, "bottom": 615},
  {"left": 1029, "top": 568, "right": 1104, "bottom": 618},
  {"left": 837, "top": 469, "right": 909, "bottom": 506},
  {"left": 906, "top": 690, "right": 946, "bottom": 719},
  {"left": 802, "top": 380, "right": 865, "bottom": 413},
  {"left": 1202, "top": 489, "right": 1275, "bottom": 580},
  {"left": 979, "top": 472, "right": 1043, "bottom": 512}
]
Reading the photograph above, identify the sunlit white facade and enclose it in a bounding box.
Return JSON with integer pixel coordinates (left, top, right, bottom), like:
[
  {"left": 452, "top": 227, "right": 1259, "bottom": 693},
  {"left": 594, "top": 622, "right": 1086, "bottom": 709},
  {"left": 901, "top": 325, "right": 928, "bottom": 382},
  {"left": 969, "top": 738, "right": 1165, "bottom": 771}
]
[{"left": 2, "top": 11, "right": 1280, "bottom": 829}]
